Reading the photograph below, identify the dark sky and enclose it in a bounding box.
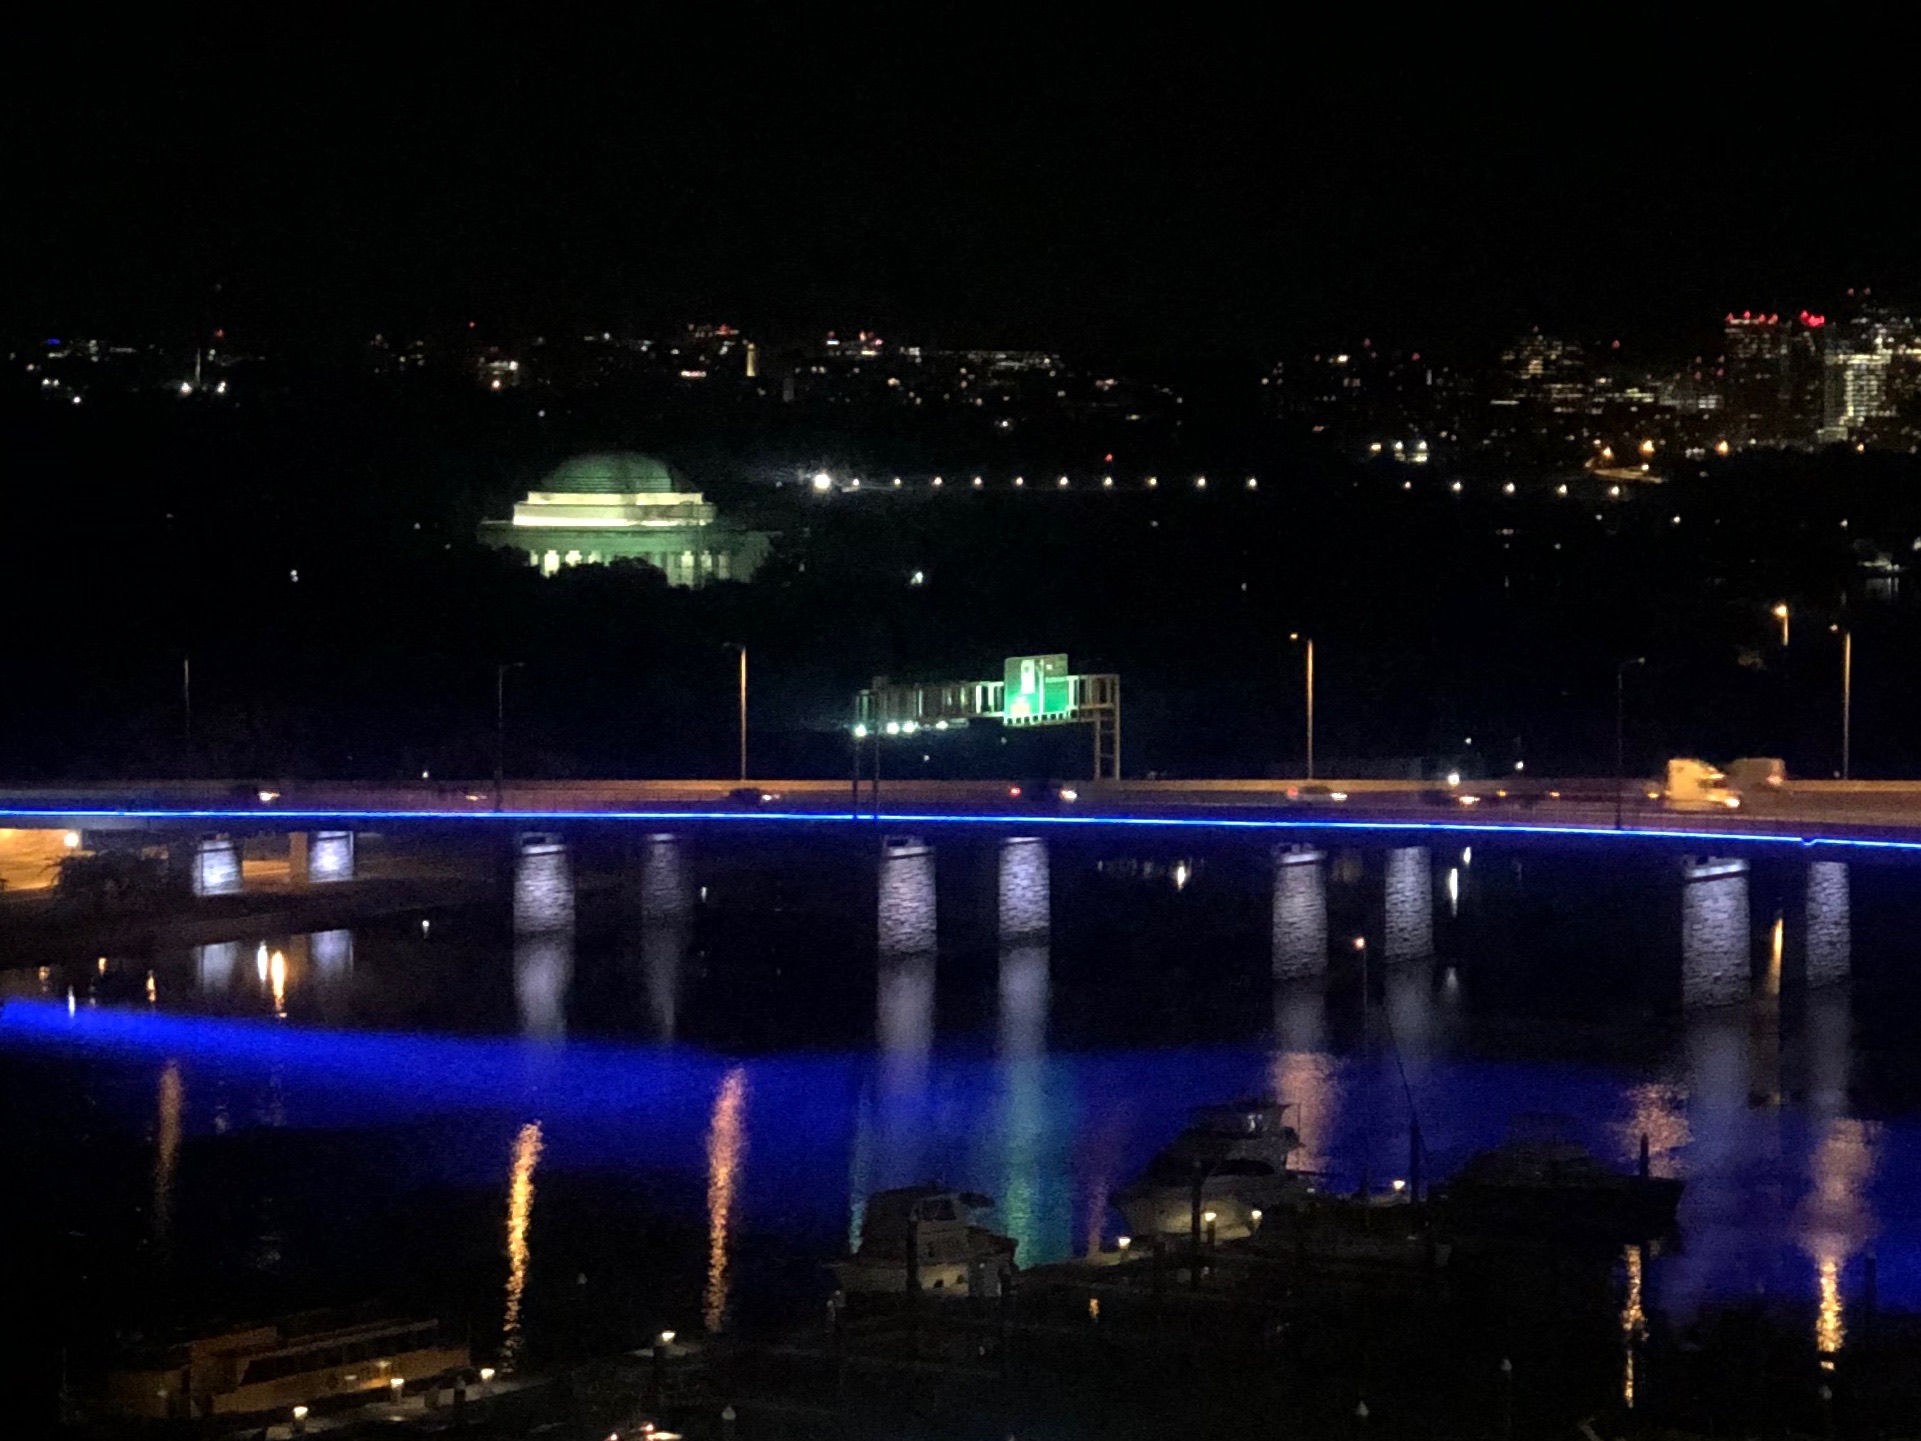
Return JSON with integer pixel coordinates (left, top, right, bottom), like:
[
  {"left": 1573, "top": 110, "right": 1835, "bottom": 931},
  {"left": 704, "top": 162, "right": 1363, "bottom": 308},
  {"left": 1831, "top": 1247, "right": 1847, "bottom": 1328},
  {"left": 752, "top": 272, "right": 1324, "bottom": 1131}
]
[{"left": 8, "top": 13, "right": 1919, "bottom": 361}]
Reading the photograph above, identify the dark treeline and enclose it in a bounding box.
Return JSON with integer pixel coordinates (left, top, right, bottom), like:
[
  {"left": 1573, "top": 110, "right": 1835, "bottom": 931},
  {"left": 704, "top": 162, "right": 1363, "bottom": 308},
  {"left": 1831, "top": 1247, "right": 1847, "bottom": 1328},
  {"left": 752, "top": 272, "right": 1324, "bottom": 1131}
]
[{"left": 6, "top": 377, "right": 1920, "bottom": 783}]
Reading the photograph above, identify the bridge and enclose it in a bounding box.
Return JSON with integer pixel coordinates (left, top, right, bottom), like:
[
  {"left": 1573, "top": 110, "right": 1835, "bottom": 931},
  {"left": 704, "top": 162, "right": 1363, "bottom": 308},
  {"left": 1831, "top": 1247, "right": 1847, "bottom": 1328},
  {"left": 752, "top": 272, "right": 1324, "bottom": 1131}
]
[
  {"left": 0, "top": 778, "right": 1882, "bottom": 1021},
  {"left": 9, "top": 777, "right": 1921, "bottom": 855}
]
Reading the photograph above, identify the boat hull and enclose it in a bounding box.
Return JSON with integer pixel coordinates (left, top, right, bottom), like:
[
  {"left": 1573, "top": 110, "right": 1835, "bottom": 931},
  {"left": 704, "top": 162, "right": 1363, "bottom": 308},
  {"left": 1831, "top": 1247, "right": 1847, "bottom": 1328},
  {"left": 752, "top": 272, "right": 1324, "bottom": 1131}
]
[
  {"left": 1434, "top": 1175, "right": 1682, "bottom": 1242},
  {"left": 1115, "top": 1173, "right": 1317, "bottom": 1241}
]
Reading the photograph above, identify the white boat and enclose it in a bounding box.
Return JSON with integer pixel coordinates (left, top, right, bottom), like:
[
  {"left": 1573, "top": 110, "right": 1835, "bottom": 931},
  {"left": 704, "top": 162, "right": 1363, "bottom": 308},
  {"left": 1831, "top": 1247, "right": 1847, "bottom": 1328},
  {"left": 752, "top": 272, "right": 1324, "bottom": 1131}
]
[
  {"left": 101, "top": 1314, "right": 469, "bottom": 1420},
  {"left": 832, "top": 1186, "right": 1017, "bottom": 1299},
  {"left": 1116, "top": 1100, "right": 1317, "bottom": 1241}
]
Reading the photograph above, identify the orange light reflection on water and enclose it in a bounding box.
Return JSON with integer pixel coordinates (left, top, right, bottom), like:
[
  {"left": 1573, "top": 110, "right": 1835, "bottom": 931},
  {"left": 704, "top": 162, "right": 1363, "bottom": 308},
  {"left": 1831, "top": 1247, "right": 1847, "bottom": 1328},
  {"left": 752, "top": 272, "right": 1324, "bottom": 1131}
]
[
  {"left": 703, "top": 1067, "right": 748, "bottom": 1333},
  {"left": 155, "top": 1061, "right": 183, "bottom": 1247},
  {"left": 1621, "top": 1243, "right": 1645, "bottom": 1406},
  {"left": 501, "top": 1120, "right": 543, "bottom": 1370}
]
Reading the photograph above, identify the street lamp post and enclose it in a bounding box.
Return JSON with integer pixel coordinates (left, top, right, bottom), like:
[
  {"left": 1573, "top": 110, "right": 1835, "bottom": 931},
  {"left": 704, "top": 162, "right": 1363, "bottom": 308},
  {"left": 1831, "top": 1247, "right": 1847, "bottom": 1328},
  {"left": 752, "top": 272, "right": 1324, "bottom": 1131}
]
[
  {"left": 1773, "top": 602, "right": 1791, "bottom": 648},
  {"left": 851, "top": 724, "right": 867, "bottom": 817},
  {"left": 1843, "top": 627, "right": 1853, "bottom": 780},
  {"left": 727, "top": 643, "right": 748, "bottom": 782},
  {"left": 1615, "top": 657, "right": 1646, "bottom": 829},
  {"left": 1289, "top": 633, "right": 1315, "bottom": 779},
  {"left": 1832, "top": 624, "right": 1853, "bottom": 779},
  {"left": 495, "top": 662, "right": 525, "bottom": 812}
]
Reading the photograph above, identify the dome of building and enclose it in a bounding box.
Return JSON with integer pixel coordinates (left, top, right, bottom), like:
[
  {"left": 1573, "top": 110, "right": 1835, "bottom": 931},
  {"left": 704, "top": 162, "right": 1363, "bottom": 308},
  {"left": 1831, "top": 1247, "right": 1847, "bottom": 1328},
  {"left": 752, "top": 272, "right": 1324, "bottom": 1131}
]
[{"left": 541, "top": 452, "right": 681, "bottom": 494}]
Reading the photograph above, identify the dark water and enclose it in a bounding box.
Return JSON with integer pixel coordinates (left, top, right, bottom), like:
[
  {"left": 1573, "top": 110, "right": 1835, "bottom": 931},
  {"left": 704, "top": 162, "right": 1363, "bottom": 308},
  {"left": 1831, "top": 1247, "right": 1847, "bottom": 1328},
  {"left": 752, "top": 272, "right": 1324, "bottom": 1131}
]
[{"left": 5, "top": 827, "right": 1920, "bottom": 1391}]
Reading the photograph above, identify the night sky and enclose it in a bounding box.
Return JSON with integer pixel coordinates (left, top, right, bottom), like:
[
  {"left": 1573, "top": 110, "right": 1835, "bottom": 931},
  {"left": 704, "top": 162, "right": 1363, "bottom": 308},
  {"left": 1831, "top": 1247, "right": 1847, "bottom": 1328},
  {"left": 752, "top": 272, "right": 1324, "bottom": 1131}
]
[{"left": 10, "top": 15, "right": 1919, "bottom": 360}]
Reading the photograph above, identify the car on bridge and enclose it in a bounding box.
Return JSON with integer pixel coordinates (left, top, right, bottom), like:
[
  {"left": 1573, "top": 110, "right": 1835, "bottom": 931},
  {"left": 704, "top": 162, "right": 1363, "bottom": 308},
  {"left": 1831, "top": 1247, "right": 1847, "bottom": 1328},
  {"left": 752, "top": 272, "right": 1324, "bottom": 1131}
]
[
  {"left": 1009, "top": 779, "right": 1079, "bottom": 808},
  {"left": 1283, "top": 783, "right": 1349, "bottom": 804}
]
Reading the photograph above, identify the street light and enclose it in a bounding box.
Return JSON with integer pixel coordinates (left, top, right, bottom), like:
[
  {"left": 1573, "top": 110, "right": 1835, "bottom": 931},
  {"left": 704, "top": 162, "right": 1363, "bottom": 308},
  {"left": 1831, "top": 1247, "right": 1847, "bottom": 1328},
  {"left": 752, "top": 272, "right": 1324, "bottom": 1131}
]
[
  {"left": 495, "top": 662, "right": 526, "bottom": 811},
  {"left": 725, "top": 644, "right": 748, "bottom": 781},
  {"left": 1289, "top": 633, "right": 1315, "bottom": 780},
  {"left": 1773, "top": 602, "right": 1790, "bottom": 647},
  {"left": 1831, "top": 624, "right": 1853, "bottom": 779},
  {"left": 850, "top": 721, "right": 882, "bottom": 819},
  {"left": 1616, "top": 657, "right": 1646, "bottom": 829}
]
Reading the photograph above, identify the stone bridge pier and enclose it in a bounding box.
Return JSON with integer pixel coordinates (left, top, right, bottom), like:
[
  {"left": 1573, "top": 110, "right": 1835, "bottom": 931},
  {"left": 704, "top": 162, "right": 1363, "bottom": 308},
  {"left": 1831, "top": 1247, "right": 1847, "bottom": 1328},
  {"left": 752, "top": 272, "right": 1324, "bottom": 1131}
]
[
  {"left": 289, "top": 830, "right": 355, "bottom": 885},
  {"left": 1270, "top": 846, "right": 1328, "bottom": 980}
]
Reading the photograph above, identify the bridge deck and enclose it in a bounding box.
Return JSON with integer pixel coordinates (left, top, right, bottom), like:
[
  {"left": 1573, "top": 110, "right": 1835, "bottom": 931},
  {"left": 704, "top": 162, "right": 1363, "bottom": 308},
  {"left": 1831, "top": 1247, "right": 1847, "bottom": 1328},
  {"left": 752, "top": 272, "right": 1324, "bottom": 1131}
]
[{"left": 7, "top": 779, "right": 1921, "bottom": 852}]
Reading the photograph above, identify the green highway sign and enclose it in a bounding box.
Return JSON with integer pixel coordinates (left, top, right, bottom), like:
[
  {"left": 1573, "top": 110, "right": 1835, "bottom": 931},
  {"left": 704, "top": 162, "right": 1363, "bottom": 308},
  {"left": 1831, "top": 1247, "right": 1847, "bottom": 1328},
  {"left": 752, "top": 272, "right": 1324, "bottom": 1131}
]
[{"left": 1004, "top": 653, "right": 1072, "bottom": 723}]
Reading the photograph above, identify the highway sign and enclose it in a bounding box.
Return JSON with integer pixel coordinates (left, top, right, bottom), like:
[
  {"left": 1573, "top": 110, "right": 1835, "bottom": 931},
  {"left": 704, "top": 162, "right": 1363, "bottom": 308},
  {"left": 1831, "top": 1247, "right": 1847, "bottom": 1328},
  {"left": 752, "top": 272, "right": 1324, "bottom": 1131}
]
[{"left": 1004, "top": 654, "right": 1072, "bottom": 723}]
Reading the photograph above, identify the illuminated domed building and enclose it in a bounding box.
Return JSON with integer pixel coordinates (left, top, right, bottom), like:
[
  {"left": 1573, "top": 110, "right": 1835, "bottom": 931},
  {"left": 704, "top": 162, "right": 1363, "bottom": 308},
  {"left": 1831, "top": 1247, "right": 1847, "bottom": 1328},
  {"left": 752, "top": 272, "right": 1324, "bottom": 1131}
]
[{"left": 478, "top": 452, "right": 773, "bottom": 585}]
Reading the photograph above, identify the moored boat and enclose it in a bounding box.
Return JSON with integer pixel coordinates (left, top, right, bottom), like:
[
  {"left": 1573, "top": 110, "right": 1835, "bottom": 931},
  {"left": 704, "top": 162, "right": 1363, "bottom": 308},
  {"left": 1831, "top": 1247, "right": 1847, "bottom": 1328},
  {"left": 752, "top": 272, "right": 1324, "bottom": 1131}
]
[
  {"left": 1115, "top": 1099, "right": 1317, "bottom": 1242},
  {"left": 1433, "top": 1123, "right": 1682, "bottom": 1242},
  {"left": 101, "top": 1312, "right": 469, "bottom": 1420},
  {"left": 832, "top": 1185, "right": 1017, "bottom": 1299}
]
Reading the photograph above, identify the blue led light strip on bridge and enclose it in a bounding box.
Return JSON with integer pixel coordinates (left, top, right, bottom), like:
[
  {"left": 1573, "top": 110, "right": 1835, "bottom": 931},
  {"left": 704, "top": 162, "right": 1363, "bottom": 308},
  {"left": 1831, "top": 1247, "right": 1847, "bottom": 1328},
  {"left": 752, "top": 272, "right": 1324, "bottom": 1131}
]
[{"left": 4, "top": 807, "right": 1921, "bottom": 855}]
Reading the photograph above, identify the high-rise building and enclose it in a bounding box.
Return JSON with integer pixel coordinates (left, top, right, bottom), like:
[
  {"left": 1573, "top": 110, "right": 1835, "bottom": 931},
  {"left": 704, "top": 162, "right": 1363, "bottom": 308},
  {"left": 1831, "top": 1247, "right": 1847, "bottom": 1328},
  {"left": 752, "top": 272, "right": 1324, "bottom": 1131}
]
[
  {"left": 1819, "top": 303, "right": 1906, "bottom": 441},
  {"left": 1721, "top": 312, "right": 1825, "bottom": 444},
  {"left": 1722, "top": 312, "right": 1783, "bottom": 442},
  {"left": 1500, "top": 331, "right": 1589, "bottom": 413}
]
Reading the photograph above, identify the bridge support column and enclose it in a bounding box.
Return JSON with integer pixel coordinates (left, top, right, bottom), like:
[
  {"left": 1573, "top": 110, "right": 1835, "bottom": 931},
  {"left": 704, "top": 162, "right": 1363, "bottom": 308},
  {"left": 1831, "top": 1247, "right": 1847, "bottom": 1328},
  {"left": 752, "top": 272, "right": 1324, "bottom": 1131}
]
[
  {"left": 1271, "top": 846, "right": 1327, "bottom": 980},
  {"left": 186, "top": 835, "right": 242, "bottom": 897},
  {"left": 289, "top": 830, "right": 355, "bottom": 886},
  {"left": 1804, "top": 861, "right": 1851, "bottom": 987},
  {"left": 1681, "top": 856, "right": 1750, "bottom": 1009},
  {"left": 1382, "top": 847, "right": 1433, "bottom": 963}
]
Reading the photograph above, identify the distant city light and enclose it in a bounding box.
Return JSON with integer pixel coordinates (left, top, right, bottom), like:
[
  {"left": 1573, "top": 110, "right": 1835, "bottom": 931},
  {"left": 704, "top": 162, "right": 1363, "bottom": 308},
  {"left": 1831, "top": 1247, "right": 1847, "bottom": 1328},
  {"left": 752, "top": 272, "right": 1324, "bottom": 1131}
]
[{"left": 811, "top": 471, "right": 832, "bottom": 492}]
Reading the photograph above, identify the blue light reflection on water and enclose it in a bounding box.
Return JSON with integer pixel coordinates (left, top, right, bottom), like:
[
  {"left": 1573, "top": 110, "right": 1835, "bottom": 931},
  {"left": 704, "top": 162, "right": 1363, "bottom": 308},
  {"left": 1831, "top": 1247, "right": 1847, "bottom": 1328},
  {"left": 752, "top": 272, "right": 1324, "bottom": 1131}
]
[{"left": 7, "top": 996, "right": 1921, "bottom": 1331}]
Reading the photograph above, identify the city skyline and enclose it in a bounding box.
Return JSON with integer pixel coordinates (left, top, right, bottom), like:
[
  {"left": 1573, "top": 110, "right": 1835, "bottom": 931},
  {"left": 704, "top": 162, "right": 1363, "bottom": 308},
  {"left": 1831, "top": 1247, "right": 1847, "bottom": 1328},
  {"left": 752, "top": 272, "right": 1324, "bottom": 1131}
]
[{"left": 27, "top": 284, "right": 1921, "bottom": 459}]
